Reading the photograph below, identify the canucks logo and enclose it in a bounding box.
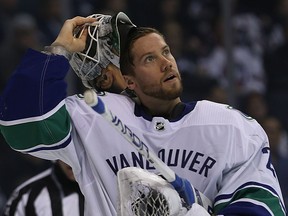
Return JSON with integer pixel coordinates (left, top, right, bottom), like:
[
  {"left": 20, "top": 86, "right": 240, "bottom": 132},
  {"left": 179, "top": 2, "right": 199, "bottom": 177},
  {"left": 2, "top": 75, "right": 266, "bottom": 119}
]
[{"left": 155, "top": 121, "right": 165, "bottom": 131}]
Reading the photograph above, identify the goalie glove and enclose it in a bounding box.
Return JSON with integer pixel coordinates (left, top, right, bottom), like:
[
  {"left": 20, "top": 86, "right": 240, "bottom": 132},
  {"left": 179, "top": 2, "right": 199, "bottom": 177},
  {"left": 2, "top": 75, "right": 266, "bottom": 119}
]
[
  {"left": 117, "top": 167, "right": 213, "bottom": 216},
  {"left": 171, "top": 174, "right": 213, "bottom": 213},
  {"left": 117, "top": 167, "right": 187, "bottom": 216}
]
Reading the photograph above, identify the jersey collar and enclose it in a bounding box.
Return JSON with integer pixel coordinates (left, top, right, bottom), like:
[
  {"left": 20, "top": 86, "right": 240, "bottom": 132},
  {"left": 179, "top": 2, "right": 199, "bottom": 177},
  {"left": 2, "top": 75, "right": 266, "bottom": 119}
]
[{"left": 134, "top": 101, "right": 197, "bottom": 122}]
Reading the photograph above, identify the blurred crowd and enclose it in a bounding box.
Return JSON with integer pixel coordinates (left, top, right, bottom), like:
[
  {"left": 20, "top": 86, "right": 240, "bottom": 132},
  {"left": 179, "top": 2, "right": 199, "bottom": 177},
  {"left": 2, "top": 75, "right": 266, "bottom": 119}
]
[{"left": 0, "top": 0, "right": 288, "bottom": 212}]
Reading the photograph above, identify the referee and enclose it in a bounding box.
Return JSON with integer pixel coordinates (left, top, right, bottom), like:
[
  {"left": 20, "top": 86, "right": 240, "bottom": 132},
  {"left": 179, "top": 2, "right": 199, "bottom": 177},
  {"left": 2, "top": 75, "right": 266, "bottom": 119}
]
[{"left": 3, "top": 161, "right": 84, "bottom": 216}]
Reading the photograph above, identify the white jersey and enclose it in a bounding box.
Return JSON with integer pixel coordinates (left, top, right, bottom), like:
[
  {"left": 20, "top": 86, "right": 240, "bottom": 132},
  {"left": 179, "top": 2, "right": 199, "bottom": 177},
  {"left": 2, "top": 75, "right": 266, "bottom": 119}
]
[
  {"left": 0, "top": 49, "right": 286, "bottom": 215},
  {"left": 65, "top": 93, "right": 284, "bottom": 215}
]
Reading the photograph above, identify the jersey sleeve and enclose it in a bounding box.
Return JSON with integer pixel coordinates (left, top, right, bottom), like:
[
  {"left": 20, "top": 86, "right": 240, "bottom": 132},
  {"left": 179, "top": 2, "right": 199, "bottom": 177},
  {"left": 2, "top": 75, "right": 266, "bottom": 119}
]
[
  {"left": 213, "top": 108, "right": 286, "bottom": 215},
  {"left": 0, "top": 49, "right": 72, "bottom": 159}
]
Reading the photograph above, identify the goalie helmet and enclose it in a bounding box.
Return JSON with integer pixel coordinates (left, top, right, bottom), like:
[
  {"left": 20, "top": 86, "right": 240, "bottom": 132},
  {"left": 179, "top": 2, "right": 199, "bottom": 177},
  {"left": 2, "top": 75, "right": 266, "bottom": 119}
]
[{"left": 69, "top": 12, "right": 136, "bottom": 89}]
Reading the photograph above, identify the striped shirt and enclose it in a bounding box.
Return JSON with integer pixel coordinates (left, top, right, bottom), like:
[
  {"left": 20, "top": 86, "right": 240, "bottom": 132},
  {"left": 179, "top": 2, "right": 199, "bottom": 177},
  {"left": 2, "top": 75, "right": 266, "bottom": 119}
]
[{"left": 3, "top": 163, "right": 84, "bottom": 216}]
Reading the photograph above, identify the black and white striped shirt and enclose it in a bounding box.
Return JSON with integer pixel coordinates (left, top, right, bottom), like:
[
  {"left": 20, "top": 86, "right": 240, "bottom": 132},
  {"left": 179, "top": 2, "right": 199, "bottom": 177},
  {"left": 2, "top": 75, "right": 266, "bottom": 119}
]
[{"left": 3, "top": 163, "right": 84, "bottom": 216}]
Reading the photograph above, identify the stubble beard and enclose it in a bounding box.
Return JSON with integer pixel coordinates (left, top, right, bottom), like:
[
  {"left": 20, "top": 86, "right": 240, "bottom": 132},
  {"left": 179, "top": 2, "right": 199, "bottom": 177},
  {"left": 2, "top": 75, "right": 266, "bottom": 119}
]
[{"left": 141, "top": 81, "right": 183, "bottom": 100}]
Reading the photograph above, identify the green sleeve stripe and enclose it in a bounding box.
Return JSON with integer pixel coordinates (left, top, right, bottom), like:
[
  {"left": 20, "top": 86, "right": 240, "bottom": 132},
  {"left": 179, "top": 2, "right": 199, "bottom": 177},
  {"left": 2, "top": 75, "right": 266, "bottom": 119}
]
[
  {"left": 214, "top": 187, "right": 285, "bottom": 215},
  {"left": 0, "top": 106, "right": 71, "bottom": 150}
]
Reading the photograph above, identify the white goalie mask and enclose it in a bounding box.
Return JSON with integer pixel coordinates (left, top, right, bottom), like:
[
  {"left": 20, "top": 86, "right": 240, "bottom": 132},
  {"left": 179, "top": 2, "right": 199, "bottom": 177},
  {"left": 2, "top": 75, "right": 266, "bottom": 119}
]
[{"left": 69, "top": 12, "right": 136, "bottom": 89}]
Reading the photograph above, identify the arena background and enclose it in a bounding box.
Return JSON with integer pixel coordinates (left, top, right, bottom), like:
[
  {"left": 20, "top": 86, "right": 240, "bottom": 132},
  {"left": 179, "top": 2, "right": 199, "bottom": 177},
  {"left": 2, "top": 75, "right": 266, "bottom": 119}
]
[{"left": 0, "top": 0, "right": 287, "bottom": 212}]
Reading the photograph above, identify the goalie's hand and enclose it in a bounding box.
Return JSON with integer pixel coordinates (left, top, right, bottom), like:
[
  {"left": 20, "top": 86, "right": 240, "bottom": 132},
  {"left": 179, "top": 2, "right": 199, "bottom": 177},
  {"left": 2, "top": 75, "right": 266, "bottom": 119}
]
[
  {"left": 51, "top": 16, "right": 96, "bottom": 53},
  {"left": 171, "top": 175, "right": 213, "bottom": 214},
  {"left": 184, "top": 203, "right": 210, "bottom": 216}
]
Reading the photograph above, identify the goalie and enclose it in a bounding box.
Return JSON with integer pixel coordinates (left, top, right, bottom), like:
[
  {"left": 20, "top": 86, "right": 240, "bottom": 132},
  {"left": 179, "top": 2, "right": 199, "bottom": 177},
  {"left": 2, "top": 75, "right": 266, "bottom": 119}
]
[{"left": 0, "top": 11, "right": 286, "bottom": 216}]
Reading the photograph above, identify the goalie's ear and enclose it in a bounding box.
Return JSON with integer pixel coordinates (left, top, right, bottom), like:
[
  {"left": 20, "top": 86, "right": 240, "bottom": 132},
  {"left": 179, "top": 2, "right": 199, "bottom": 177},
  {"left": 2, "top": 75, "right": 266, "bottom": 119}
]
[
  {"left": 123, "top": 75, "right": 136, "bottom": 90},
  {"left": 91, "top": 64, "right": 127, "bottom": 93},
  {"left": 88, "top": 67, "right": 112, "bottom": 91},
  {"left": 96, "top": 67, "right": 113, "bottom": 90}
]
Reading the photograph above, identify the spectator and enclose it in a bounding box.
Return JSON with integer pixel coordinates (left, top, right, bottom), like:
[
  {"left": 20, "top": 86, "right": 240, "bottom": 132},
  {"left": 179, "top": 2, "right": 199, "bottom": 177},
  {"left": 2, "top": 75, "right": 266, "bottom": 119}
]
[
  {"left": 197, "top": 15, "right": 266, "bottom": 104},
  {"left": 264, "top": 20, "right": 288, "bottom": 130}
]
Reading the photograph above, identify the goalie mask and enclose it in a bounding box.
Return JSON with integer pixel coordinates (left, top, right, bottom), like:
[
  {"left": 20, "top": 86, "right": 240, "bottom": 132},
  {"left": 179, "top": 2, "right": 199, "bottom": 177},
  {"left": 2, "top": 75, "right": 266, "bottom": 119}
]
[{"left": 69, "top": 12, "right": 136, "bottom": 89}]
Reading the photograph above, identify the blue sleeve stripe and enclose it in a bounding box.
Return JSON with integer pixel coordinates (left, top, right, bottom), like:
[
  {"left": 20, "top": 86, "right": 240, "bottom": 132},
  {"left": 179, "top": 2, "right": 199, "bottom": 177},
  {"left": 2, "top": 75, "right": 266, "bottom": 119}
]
[{"left": 25, "top": 133, "right": 72, "bottom": 153}]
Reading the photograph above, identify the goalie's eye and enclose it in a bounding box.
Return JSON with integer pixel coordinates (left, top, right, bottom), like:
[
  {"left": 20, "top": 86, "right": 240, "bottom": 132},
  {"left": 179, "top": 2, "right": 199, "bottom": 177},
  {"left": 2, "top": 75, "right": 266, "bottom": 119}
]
[{"left": 144, "top": 55, "right": 155, "bottom": 63}]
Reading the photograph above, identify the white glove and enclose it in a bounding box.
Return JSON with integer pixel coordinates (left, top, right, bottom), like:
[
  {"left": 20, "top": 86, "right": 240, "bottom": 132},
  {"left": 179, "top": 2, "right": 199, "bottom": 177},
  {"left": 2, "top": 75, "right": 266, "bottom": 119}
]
[{"left": 184, "top": 203, "right": 210, "bottom": 216}]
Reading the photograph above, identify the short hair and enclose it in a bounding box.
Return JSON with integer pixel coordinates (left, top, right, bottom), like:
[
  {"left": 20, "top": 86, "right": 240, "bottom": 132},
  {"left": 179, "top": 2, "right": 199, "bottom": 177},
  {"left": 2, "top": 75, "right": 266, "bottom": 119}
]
[{"left": 120, "top": 27, "right": 164, "bottom": 76}]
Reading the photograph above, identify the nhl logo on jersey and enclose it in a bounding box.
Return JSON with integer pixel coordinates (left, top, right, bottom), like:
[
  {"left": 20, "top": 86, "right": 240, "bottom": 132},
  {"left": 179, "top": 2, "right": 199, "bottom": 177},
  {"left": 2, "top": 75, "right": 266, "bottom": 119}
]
[{"left": 155, "top": 121, "right": 165, "bottom": 131}]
